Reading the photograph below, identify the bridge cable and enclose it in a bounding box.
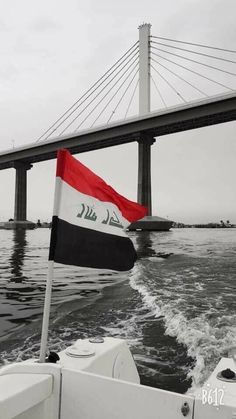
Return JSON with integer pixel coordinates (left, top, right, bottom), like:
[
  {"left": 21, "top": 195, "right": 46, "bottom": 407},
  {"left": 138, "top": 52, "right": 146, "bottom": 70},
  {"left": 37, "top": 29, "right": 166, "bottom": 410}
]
[
  {"left": 39, "top": 47, "right": 139, "bottom": 140},
  {"left": 35, "top": 36, "right": 236, "bottom": 141},
  {"left": 151, "top": 52, "right": 235, "bottom": 91},
  {"left": 151, "top": 64, "right": 187, "bottom": 103},
  {"left": 62, "top": 57, "right": 139, "bottom": 134},
  {"left": 124, "top": 78, "right": 139, "bottom": 119},
  {"left": 151, "top": 41, "right": 236, "bottom": 65},
  {"left": 52, "top": 54, "right": 139, "bottom": 136},
  {"left": 151, "top": 36, "right": 236, "bottom": 54},
  {"left": 106, "top": 69, "right": 139, "bottom": 124},
  {"left": 150, "top": 75, "right": 167, "bottom": 107},
  {"left": 150, "top": 55, "right": 209, "bottom": 97},
  {"left": 90, "top": 65, "right": 138, "bottom": 127},
  {"left": 151, "top": 46, "right": 236, "bottom": 77},
  {"left": 75, "top": 62, "right": 139, "bottom": 131},
  {"left": 35, "top": 41, "right": 138, "bottom": 142}
]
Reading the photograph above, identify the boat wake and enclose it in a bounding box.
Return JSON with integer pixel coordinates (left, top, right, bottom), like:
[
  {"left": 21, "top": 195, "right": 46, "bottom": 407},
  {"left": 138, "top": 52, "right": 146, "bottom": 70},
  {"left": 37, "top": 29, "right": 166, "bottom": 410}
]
[{"left": 129, "top": 262, "right": 236, "bottom": 391}]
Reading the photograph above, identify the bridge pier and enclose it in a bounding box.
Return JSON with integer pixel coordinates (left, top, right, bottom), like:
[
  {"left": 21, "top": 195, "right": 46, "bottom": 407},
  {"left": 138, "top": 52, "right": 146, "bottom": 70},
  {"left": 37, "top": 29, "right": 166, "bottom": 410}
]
[
  {"left": 129, "top": 134, "right": 172, "bottom": 231},
  {"left": 14, "top": 162, "right": 32, "bottom": 221},
  {"left": 137, "top": 135, "right": 155, "bottom": 215},
  {"left": 4, "top": 162, "right": 35, "bottom": 229},
  {"left": 129, "top": 133, "right": 173, "bottom": 231}
]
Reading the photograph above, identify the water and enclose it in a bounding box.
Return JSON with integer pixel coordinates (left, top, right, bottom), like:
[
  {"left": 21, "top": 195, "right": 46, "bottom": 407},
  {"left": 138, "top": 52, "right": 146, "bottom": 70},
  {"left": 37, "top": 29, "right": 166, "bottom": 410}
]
[{"left": 0, "top": 228, "right": 235, "bottom": 393}]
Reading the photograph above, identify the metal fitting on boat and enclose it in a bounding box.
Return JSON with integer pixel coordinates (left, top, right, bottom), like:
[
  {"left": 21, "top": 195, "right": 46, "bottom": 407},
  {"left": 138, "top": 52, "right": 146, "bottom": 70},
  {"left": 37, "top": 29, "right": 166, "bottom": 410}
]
[
  {"left": 46, "top": 351, "right": 60, "bottom": 363},
  {"left": 181, "top": 401, "right": 190, "bottom": 416},
  {"left": 66, "top": 344, "right": 96, "bottom": 358},
  {"left": 217, "top": 368, "right": 236, "bottom": 382},
  {"left": 221, "top": 368, "right": 235, "bottom": 379}
]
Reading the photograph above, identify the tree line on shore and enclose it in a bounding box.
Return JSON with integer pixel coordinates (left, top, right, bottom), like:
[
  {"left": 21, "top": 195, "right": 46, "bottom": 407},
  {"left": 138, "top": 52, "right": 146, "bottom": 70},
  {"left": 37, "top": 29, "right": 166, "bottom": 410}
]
[{"left": 173, "top": 220, "right": 235, "bottom": 228}]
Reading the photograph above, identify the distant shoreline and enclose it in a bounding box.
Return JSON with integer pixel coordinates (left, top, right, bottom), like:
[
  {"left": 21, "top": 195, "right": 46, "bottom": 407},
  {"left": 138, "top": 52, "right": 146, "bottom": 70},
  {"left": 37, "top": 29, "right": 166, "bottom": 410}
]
[
  {"left": 0, "top": 221, "right": 51, "bottom": 229},
  {"left": 0, "top": 220, "right": 235, "bottom": 230},
  {"left": 173, "top": 223, "right": 235, "bottom": 229}
]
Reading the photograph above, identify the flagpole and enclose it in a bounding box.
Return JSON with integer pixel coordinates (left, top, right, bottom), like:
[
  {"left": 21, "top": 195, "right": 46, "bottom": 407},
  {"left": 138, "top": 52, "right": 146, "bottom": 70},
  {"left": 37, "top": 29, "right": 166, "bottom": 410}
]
[
  {"left": 39, "top": 260, "right": 54, "bottom": 362},
  {"left": 39, "top": 172, "right": 62, "bottom": 363}
]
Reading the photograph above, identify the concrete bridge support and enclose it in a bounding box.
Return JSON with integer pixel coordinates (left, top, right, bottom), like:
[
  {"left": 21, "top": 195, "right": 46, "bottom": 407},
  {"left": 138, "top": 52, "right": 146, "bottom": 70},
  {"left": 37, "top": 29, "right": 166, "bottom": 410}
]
[
  {"left": 14, "top": 162, "right": 32, "bottom": 221},
  {"left": 137, "top": 23, "right": 154, "bottom": 216},
  {"left": 130, "top": 23, "right": 172, "bottom": 230},
  {"left": 137, "top": 135, "right": 155, "bottom": 215},
  {"left": 5, "top": 162, "right": 35, "bottom": 229}
]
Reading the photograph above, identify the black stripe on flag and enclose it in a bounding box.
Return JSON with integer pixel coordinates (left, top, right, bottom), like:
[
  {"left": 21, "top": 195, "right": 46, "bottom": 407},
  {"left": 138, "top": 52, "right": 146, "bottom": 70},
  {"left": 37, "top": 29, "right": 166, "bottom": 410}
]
[{"left": 49, "top": 217, "right": 137, "bottom": 271}]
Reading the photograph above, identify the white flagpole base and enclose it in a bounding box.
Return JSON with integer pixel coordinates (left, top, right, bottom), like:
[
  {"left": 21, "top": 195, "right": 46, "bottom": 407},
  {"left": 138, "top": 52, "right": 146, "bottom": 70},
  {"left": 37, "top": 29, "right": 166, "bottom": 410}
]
[{"left": 39, "top": 260, "right": 54, "bottom": 363}]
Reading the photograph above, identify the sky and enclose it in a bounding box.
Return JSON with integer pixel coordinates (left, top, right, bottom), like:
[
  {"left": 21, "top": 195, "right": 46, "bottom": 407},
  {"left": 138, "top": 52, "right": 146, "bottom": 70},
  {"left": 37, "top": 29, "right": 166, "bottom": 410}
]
[{"left": 0, "top": 0, "right": 236, "bottom": 224}]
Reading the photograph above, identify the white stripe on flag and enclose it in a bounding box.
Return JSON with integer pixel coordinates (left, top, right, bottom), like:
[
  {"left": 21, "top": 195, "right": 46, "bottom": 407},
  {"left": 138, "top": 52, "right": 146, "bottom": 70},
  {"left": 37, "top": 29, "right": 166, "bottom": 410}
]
[{"left": 54, "top": 178, "right": 130, "bottom": 237}]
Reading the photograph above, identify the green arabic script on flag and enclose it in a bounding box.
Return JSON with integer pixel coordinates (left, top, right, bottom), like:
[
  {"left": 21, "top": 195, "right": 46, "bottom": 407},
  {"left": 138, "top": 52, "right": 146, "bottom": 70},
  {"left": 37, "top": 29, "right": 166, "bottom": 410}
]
[{"left": 77, "top": 203, "right": 124, "bottom": 229}]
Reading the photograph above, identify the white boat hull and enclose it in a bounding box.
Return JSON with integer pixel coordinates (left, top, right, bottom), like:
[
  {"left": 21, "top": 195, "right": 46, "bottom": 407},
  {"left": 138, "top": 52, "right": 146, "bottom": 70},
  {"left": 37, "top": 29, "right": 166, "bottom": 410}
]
[{"left": 0, "top": 337, "right": 235, "bottom": 419}]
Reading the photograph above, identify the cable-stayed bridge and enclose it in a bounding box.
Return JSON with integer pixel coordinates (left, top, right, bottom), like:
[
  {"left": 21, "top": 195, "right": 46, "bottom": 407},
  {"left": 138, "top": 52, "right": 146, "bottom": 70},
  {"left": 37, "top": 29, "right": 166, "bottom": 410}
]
[{"left": 1, "top": 23, "right": 236, "bottom": 226}]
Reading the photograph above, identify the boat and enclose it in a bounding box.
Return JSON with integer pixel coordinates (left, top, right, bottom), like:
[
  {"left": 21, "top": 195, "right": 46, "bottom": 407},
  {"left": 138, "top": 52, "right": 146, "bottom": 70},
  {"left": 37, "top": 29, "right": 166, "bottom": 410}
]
[
  {"left": 1, "top": 151, "right": 235, "bottom": 418},
  {"left": 1, "top": 335, "right": 236, "bottom": 418}
]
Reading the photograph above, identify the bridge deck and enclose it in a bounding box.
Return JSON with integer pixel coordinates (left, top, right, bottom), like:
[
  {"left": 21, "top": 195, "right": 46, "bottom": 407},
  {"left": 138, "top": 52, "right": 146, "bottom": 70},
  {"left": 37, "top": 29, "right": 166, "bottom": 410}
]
[{"left": 0, "top": 92, "right": 236, "bottom": 170}]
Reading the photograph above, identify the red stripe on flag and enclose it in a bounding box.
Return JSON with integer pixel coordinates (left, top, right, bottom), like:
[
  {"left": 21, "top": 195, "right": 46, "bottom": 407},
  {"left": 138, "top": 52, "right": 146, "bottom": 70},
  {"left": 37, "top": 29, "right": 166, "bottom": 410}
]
[{"left": 56, "top": 149, "right": 147, "bottom": 223}]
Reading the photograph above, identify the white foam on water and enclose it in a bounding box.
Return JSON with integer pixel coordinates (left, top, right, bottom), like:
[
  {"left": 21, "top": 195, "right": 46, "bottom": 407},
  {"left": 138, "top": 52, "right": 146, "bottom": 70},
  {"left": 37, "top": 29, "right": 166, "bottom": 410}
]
[{"left": 129, "top": 263, "right": 236, "bottom": 391}]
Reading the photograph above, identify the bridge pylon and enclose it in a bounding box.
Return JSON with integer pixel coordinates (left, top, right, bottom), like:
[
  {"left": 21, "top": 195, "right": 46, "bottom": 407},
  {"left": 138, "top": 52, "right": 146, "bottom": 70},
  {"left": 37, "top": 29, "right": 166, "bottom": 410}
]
[
  {"left": 130, "top": 23, "right": 172, "bottom": 231},
  {"left": 137, "top": 23, "right": 154, "bottom": 215}
]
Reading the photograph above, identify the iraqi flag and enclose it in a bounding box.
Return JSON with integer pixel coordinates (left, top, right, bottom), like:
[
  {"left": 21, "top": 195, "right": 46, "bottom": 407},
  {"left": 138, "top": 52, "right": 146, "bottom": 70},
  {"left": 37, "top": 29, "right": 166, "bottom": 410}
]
[{"left": 49, "top": 149, "right": 147, "bottom": 271}]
